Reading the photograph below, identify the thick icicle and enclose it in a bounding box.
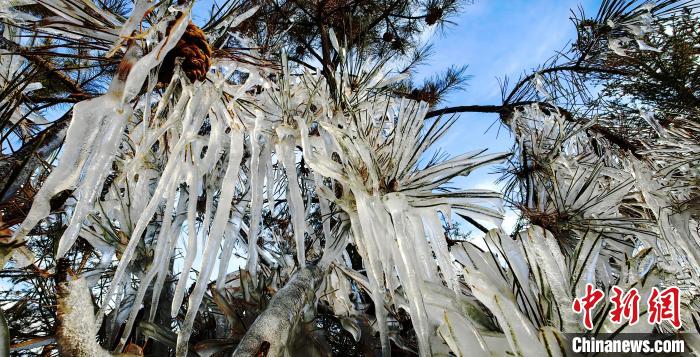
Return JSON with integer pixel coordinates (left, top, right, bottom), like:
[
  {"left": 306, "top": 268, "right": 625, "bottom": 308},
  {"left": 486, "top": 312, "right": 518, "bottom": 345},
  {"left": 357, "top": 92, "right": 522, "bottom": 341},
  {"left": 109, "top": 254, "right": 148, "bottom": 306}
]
[
  {"left": 12, "top": 92, "right": 128, "bottom": 253},
  {"left": 384, "top": 193, "right": 432, "bottom": 357},
  {"left": 350, "top": 196, "right": 390, "bottom": 356}
]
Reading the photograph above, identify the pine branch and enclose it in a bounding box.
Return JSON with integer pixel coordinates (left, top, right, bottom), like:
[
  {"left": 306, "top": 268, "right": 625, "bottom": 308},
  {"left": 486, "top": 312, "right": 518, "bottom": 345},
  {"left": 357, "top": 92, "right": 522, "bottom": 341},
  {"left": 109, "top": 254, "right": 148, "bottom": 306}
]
[
  {"left": 503, "top": 65, "right": 630, "bottom": 104},
  {"left": 425, "top": 100, "right": 643, "bottom": 158},
  {"left": 0, "top": 36, "right": 91, "bottom": 99},
  {"left": 425, "top": 104, "right": 505, "bottom": 118},
  {"left": 0, "top": 114, "right": 71, "bottom": 205}
]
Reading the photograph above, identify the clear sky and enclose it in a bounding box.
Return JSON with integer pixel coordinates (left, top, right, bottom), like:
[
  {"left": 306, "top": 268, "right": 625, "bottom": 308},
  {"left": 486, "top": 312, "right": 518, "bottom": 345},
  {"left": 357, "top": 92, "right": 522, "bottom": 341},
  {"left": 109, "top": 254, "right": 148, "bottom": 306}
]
[{"left": 414, "top": 0, "right": 600, "bottom": 230}]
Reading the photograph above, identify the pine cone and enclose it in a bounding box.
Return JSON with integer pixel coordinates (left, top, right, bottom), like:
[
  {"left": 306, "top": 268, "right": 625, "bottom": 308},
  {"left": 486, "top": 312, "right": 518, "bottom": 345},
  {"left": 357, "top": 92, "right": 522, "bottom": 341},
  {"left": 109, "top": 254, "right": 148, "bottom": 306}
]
[
  {"left": 382, "top": 32, "right": 394, "bottom": 42},
  {"left": 425, "top": 7, "right": 444, "bottom": 26},
  {"left": 158, "top": 22, "right": 212, "bottom": 85}
]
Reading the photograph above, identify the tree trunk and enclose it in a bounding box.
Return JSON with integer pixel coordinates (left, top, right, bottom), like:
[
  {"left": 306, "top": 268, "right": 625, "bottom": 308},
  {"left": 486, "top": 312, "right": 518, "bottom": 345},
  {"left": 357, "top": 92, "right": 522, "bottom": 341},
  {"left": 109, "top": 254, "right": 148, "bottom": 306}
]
[{"left": 231, "top": 264, "right": 325, "bottom": 357}]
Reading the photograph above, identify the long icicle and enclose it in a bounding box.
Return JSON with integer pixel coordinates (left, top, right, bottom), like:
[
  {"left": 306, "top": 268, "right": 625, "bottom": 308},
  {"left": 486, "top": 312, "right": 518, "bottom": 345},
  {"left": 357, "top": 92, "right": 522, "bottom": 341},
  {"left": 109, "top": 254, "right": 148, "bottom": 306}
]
[
  {"left": 244, "top": 113, "right": 268, "bottom": 278},
  {"left": 171, "top": 170, "right": 200, "bottom": 317},
  {"left": 276, "top": 125, "right": 307, "bottom": 266},
  {"left": 176, "top": 129, "right": 244, "bottom": 356}
]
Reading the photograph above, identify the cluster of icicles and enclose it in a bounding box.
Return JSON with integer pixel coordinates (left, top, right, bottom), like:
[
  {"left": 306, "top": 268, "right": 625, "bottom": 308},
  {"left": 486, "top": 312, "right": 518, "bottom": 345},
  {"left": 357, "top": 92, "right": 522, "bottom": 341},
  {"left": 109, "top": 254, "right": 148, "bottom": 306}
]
[{"left": 10, "top": 2, "right": 509, "bottom": 356}]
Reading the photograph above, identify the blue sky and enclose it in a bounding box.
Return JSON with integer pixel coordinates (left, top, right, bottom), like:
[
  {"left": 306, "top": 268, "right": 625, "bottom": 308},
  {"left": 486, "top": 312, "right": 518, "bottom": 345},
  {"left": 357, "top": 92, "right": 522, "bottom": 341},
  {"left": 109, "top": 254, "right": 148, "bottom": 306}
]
[
  {"left": 422, "top": 0, "right": 599, "bottom": 168},
  {"left": 414, "top": 0, "right": 600, "bottom": 229}
]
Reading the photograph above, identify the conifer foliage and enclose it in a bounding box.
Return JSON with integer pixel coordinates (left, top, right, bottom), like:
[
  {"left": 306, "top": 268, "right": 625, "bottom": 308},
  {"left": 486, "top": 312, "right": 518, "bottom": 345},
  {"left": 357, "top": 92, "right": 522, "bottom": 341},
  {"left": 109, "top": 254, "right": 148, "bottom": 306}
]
[{"left": 0, "top": 0, "right": 699, "bottom": 356}]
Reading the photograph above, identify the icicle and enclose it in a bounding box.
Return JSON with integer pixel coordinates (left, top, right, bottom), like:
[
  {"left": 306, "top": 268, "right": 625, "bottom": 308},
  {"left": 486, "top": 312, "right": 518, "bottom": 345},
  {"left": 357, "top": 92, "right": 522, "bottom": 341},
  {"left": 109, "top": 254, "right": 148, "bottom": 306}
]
[
  {"left": 171, "top": 170, "right": 200, "bottom": 317},
  {"left": 105, "top": 0, "right": 153, "bottom": 57},
  {"left": 216, "top": 197, "right": 248, "bottom": 290},
  {"left": 276, "top": 125, "right": 307, "bottom": 266},
  {"left": 82, "top": 248, "right": 115, "bottom": 287},
  {"left": 107, "top": 276, "right": 131, "bottom": 343},
  {"left": 640, "top": 110, "right": 667, "bottom": 137},
  {"left": 176, "top": 129, "right": 244, "bottom": 357},
  {"left": 348, "top": 208, "right": 390, "bottom": 356},
  {"left": 121, "top": 10, "right": 190, "bottom": 102},
  {"left": 199, "top": 186, "right": 214, "bottom": 250},
  {"left": 56, "top": 102, "right": 131, "bottom": 257},
  {"left": 116, "top": 175, "right": 182, "bottom": 351},
  {"left": 149, "top": 188, "right": 189, "bottom": 321},
  {"left": 437, "top": 310, "right": 490, "bottom": 357},
  {"left": 407, "top": 212, "right": 436, "bottom": 281},
  {"left": 533, "top": 73, "right": 551, "bottom": 100},
  {"left": 608, "top": 37, "right": 631, "bottom": 56},
  {"left": 315, "top": 174, "right": 337, "bottom": 266},
  {"left": 463, "top": 268, "right": 547, "bottom": 356},
  {"left": 520, "top": 226, "right": 577, "bottom": 332},
  {"left": 384, "top": 193, "right": 432, "bottom": 357},
  {"left": 211, "top": 5, "right": 259, "bottom": 32},
  {"left": 265, "top": 153, "right": 276, "bottom": 214},
  {"left": 423, "top": 211, "right": 458, "bottom": 292},
  {"left": 13, "top": 8, "right": 190, "bottom": 257},
  {"left": 636, "top": 38, "right": 661, "bottom": 52},
  {"left": 98, "top": 89, "right": 203, "bottom": 320},
  {"left": 328, "top": 28, "right": 340, "bottom": 53},
  {"left": 12, "top": 84, "right": 133, "bottom": 258},
  {"left": 169, "top": 98, "right": 228, "bottom": 313},
  {"left": 244, "top": 112, "right": 269, "bottom": 277},
  {"left": 294, "top": 116, "right": 346, "bottom": 182}
]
